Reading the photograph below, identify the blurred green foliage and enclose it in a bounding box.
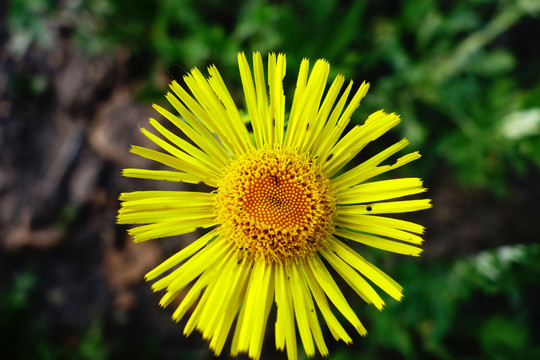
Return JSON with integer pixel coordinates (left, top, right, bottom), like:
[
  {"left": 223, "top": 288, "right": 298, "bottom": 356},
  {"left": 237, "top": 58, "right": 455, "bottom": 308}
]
[
  {"left": 7, "top": 0, "right": 55, "bottom": 57},
  {"left": 357, "top": 243, "right": 540, "bottom": 360}
]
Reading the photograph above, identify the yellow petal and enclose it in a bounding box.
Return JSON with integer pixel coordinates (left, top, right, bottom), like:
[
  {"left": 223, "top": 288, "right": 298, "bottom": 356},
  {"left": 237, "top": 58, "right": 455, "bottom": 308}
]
[
  {"left": 152, "top": 237, "right": 229, "bottom": 293},
  {"left": 127, "top": 217, "right": 215, "bottom": 242},
  {"left": 274, "top": 262, "right": 298, "bottom": 360},
  {"left": 288, "top": 263, "right": 315, "bottom": 356},
  {"left": 332, "top": 138, "right": 411, "bottom": 189},
  {"left": 238, "top": 52, "right": 264, "bottom": 148},
  {"left": 270, "top": 53, "right": 286, "bottom": 147},
  {"left": 334, "top": 228, "right": 423, "bottom": 256},
  {"left": 328, "top": 238, "right": 404, "bottom": 301},
  {"left": 249, "top": 262, "right": 275, "bottom": 359},
  {"left": 314, "top": 81, "right": 370, "bottom": 163},
  {"left": 323, "top": 110, "right": 401, "bottom": 177},
  {"left": 312, "top": 80, "right": 354, "bottom": 157},
  {"left": 336, "top": 216, "right": 424, "bottom": 244},
  {"left": 338, "top": 177, "right": 425, "bottom": 203},
  {"left": 284, "top": 58, "right": 310, "bottom": 148},
  {"left": 207, "top": 64, "right": 254, "bottom": 151},
  {"left": 289, "top": 262, "right": 329, "bottom": 356},
  {"left": 319, "top": 246, "right": 385, "bottom": 310},
  {"left": 301, "top": 74, "right": 345, "bottom": 154},
  {"left": 122, "top": 168, "right": 201, "bottom": 184},
  {"left": 338, "top": 199, "right": 433, "bottom": 215},
  {"left": 129, "top": 145, "right": 218, "bottom": 186},
  {"left": 154, "top": 99, "right": 230, "bottom": 164},
  {"left": 307, "top": 255, "right": 367, "bottom": 337},
  {"left": 301, "top": 263, "right": 352, "bottom": 344},
  {"left": 145, "top": 228, "right": 220, "bottom": 281},
  {"left": 209, "top": 257, "right": 253, "bottom": 355}
]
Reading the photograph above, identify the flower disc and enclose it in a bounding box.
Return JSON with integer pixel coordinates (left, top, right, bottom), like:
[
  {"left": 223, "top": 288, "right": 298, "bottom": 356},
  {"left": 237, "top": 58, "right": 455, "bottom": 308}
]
[{"left": 216, "top": 148, "right": 336, "bottom": 262}]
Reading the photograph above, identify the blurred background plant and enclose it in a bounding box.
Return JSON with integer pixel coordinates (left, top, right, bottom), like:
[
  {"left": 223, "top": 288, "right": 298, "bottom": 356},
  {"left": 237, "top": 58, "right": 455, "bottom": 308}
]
[{"left": 1, "top": 0, "right": 539, "bottom": 359}]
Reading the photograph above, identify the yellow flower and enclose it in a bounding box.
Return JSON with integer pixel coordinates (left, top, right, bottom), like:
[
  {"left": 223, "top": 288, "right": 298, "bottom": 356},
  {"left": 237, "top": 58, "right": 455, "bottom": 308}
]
[{"left": 118, "top": 52, "right": 431, "bottom": 360}]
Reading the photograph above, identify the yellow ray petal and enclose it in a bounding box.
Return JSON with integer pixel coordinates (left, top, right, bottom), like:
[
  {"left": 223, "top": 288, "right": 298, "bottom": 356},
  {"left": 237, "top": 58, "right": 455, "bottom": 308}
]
[
  {"left": 164, "top": 242, "right": 232, "bottom": 311},
  {"left": 288, "top": 263, "right": 315, "bottom": 357},
  {"left": 230, "top": 289, "right": 248, "bottom": 357},
  {"left": 319, "top": 246, "right": 386, "bottom": 310},
  {"left": 312, "top": 80, "right": 354, "bottom": 156},
  {"left": 154, "top": 99, "right": 230, "bottom": 164},
  {"left": 119, "top": 199, "right": 213, "bottom": 213},
  {"left": 127, "top": 217, "right": 215, "bottom": 242},
  {"left": 118, "top": 207, "right": 214, "bottom": 224},
  {"left": 333, "top": 145, "right": 421, "bottom": 192},
  {"left": 169, "top": 80, "right": 235, "bottom": 157},
  {"left": 301, "top": 74, "right": 345, "bottom": 154},
  {"left": 307, "top": 255, "right": 367, "bottom": 336},
  {"left": 323, "top": 111, "right": 401, "bottom": 177},
  {"left": 265, "top": 53, "right": 277, "bottom": 146},
  {"left": 275, "top": 262, "right": 298, "bottom": 360},
  {"left": 249, "top": 262, "right": 275, "bottom": 360},
  {"left": 251, "top": 52, "right": 269, "bottom": 146},
  {"left": 334, "top": 228, "right": 423, "bottom": 256},
  {"left": 295, "top": 59, "right": 330, "bottom": 153},
  {"left": 130, "top": 146, "right": 218, "bottom": 186},
  {"left": 351, "top": 214, "right": 425, "bottom": 234},
  {"left": 147, "top": 118, "right": 222, "bottom": 172},
  {"left": 301, "top": 263, "right": 352, "bottom": 344},
  {"left": 314, "top": 81, "right": 370, "bottom": 162},
  {"left": 122, "top": 168, "right": 201, "bottom": 184},
  {"left": 235, "top": 259, "right": 264, "bottom": 352},
  {"left": 274, "top": 264, "right": 286, "bottom": 350},
  {"left": 289, "top": 262, "right": 329, "bottom": 357},
  {"left": 270, "top": 53, "right": 286, "bottom": 147},
  {"left": 170, "top": 262, "right": 214, "bottom": 320},
  {"left": 284, "top": 58, "right": 310, "bottom": 148},
  {"left": 209, "top": 257, "right": 253, "bottom": 355},
  {"left": 336, "top": 216, "right": 424, "bottom": 244},
  {"left": 146, "top": 228, "right": 221, "bottom": 281},
  {"left": 197, "top": 253, "right": 241, "bottom": 335},
  {"left": 234, "top": 259, "right": 274, "bottom": 358},
  {"left": 183, "top": 266, "right": 219, "bottom": 337},
  {"left": 193, "top": 250, "right": 239, "bottom": 338},
  {"left": 183, "top": 69, "right": 247, "bottom": 156},
  {"left": 238, "top": 52, "right": 264, "bottom": 148},
  {"left": 207, "top": 64, "right": 254, "bottom": 151},
  {"left": 139, "top": 127, "right": 219, "bottom": 177},
  {"left": 293, "top": 262, "right": 329, "bottom": 356},
  {"left": 337, "top": 178, "right": 426, "bottom": 204},
  {"left": 119, "top": 190, "right": 214, "bottom": 202},
  {"left": 328, "top": 238, "right": 404, "bottom": 301},
  {"left": 151, "top": 236, "right": 229, "bottom": 293},
  {"left": 339, "top": 199, "right": 433, "bottom": 215}
]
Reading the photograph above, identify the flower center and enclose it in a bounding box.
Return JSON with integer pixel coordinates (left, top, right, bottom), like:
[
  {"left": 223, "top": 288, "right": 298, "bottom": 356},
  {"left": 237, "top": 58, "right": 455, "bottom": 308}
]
[{"left": 216, "top": 148, "right": 336, "bottom": 263}]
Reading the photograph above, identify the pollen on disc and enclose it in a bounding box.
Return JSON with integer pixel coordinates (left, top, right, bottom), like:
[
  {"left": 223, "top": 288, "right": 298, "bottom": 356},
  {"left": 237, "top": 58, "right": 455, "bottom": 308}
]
[{"left": 215, "top": 148, "right": 336, "bottom": 263}]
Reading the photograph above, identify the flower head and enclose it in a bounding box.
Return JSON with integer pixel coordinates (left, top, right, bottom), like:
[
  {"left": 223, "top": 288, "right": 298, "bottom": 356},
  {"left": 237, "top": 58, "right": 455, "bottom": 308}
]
[{"left": 118, "top": 52, "right": 431, "bottom": 360}]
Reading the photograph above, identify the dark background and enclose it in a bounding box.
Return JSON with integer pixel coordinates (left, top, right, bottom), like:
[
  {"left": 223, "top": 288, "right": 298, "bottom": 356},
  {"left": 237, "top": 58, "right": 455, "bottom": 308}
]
[{"left": 1, "top": 0, "right": 540, "bottom": 359}]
